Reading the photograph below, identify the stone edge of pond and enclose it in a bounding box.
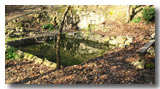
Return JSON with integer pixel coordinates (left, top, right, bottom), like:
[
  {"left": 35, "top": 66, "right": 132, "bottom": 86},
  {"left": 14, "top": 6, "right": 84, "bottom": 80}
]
[
  {"left": 6, "top": 45, "right": 57, "bottom": 69},
  {"left": 6, "top": 33, "right": 133, "bottom": 69},
  {"left": 6, "top": 33, "right": 56, "bottom": 47},
  {"left": 6, "top": 32, "right": 133, "bottom": 49},
  {"left": 66, "top": 33, "right": 133, "bottom": 49}
]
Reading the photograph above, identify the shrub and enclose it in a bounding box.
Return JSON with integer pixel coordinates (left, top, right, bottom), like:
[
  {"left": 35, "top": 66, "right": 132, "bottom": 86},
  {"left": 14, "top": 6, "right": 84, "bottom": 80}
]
[
  {"left": 145, "top": 63, "right": 155, "bottom": 69},
  {"left": 5, "top": 47, "right": 17, "bottom": 60},
  {"left": 42, "top": 24, "right": 54, "bottom": 31},
  {"left": 142, "top": 7, "right": 155, "bottom": 23},
  {"left": 132, "top": 17, "right": 142, "bottom": 23}
]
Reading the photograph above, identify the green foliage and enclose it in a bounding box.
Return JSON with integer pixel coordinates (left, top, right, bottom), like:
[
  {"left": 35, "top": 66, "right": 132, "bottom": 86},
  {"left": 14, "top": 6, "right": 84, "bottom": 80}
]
[
  {"left": 132, "top": 17, "right": 141, "bottom": 23},
  {"left": 42, "top": 24, "right": 54, "bottom": 31},
  {"left": 145, "top": 63, "right": 155, "bottom": 69},
  {"left": 5, "top": 37, "right": 19, "bottom": 42},
  {"left": 6, "top": 47, "right": 17, "bottom": 60},
  {"left": 142, "top": 7, "right": 155, "bottom": 23}
]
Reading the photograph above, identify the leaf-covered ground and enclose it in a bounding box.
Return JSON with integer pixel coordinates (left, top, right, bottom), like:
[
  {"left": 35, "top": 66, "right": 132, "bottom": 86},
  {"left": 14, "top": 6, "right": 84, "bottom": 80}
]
[
  {"left": 5, "top": 40, "right": 155, "bottom": 84},
  {"left": 5, "top": 5, "right": 155, "bottom": 84}
]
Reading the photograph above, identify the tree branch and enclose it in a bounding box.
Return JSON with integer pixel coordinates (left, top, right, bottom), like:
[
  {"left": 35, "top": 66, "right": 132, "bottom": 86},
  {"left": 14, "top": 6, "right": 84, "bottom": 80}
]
[{"left": 56, "top": 5, "right": 71, "bottom": 69}]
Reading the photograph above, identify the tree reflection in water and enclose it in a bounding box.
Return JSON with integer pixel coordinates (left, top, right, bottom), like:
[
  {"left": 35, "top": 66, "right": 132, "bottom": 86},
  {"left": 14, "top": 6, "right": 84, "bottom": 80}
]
[{"left": 18, "top": 37, "right": 109, "bottom": 66}]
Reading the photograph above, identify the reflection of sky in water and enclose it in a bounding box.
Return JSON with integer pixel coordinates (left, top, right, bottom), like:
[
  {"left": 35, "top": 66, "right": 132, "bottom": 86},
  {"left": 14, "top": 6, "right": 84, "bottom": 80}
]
[{"left": 18, "top": 38, "right": 109, "bottom": 66}]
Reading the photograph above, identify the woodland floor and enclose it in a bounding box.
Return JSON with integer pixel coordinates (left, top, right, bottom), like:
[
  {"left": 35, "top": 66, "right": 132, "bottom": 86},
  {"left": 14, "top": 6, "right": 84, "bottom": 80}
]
[{"left": 5, "top": 5, "right": 155, "bottom": 84}]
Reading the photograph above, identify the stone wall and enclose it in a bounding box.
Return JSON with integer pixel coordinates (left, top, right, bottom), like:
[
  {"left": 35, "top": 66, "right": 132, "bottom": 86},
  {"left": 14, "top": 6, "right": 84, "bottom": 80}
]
[
  {"left": 45, "top": 5, "right": 129, "bottom": 31},
  {"left": 66, "top": 32, "right": 133, "bottom": 49},
  {"left": 6, "top": 33, "right": 56, "bottom": 47},
  {"left": 11, "top": 46, "right": 57, "bottom": 68}
]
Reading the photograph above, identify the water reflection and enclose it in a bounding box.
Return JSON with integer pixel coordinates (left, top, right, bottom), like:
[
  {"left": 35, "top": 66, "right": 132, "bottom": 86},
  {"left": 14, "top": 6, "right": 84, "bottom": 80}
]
[{"left": 18, "top": 37, "right": 109, "bottom": 66}]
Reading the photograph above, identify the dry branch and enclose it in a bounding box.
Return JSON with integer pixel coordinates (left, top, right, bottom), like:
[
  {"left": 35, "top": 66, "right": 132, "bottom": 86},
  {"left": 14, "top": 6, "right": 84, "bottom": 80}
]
[{"left": 56, "top": 5, "right": 71, "bottom": 69}]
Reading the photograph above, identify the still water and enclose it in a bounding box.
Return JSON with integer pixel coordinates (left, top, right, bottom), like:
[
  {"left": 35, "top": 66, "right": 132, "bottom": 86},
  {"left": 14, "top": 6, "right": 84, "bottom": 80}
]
[{"left": 18, "top": 37, "right": 109, "bottom": 66}]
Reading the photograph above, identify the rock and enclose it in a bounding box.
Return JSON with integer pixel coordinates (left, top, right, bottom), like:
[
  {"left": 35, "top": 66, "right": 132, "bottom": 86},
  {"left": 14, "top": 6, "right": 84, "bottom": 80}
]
[
  {"left": 74, "top": 32, "right": 81, "bottom": 37},
  {"left": 34, "top": 58, "right": 43, "bottom": 64},
  {"left": 7, "top": 30, "right": 15, "bottom": 35},
  {"left": 88, "top": 48, "right": 98, "bottom": 54},
  {"left": 16, "top": 50, "right": 24, "bottom": 58},
  {"left": 101, "top": 29, "right": 107, "bottom": 32},
  {"left": 27, "top": 54, "right": 34, "bottom": 61},
  {"left": 19, "top": 27, "right": 25, "bottom": 32},
  {"left": 15, "top": 27, "right": 20, "bottom": 31},
  {"left": 14, "top": 55, "right": 21, "bottom": 60},
  {"left": 147, "top": 47, "right": 155, "bottom": 56},
  {"left": 109, "top": 45, "right": 116, "bottom": 49},
  {"left": 12, "top": 19, "right": 17, "bottom": 23},
  {"left": 13, "top": 32, "right": 21, "bottom": 36},
  {"left": 31, "top": 56, "right": 37, "bottom": 61},
  {"left": 67, "top": 32, "right": 74, "bottom": 36},
  {"left": 80, "top": 43, "right": 86, "bottom": 49},
  {"left": 16, "top": 50, "right": 23, "bottom": 55},
  {"left": 94, "top": 35, "right": 102, "bottom": 40},
  {"left": 34, "top": 14, "right": 40, "bottom": 18},
  {"left": 77, "top": 11, "right": 105, "bottom": 29},
  {"left": 98, "top": 39, "right": 104, "bottom": 43},
  {"left": 49, "top": 63, "right": 57, "bottom": 68},
  {"left": 116, "top": 36, "right": 126, "bottom": 44},
  {"left": 109, "top": 39, "right": 117, "bottom": 45},
  {"left": 27, "top": 54, "right": 33, "bottom": 58},
  {"left": 124, "top": 40, "right": 130, "bottom": 46},
  {"left": 110, "top": 36, "right": 116, "bottom": 40},
  {"left": 23, "top": 55, "right": 27, "bottom": 59},
  {"left": 23, "top": 54, "right": 28, "bottom": 59},
  {"left": 126, "top": 36, "right": 133, "bottom": 43},
  {"left": 29, "top": 32, "right": 35, "bottom": 37},
  {"left": 104, "top": 36, "right": 110, "bottom": 41},
  {"left": 102, "top": 36, "right": 110, "bottom": 43},
  {"left": 36, "top": 19, "right": 40, "bottom": 23},
  {"left": 131, "top": 59, "right": 145, "bottom": 69},
  {"left": 94, "top": 28, "right": 99, "bottom": 31},
  {"left": 82, "top": 31, "right": 90, "bottom": 38},
  {"left": 88, "top": 35, "right": 95, "bottom": 41},
  {"left": 118, "top": 44, "right": 125, "bottom": 48},
  {"left": 83, "top": 34, "right": 89, "bottom": 38},
  {"left": 43, "top": 59, "right": 52, "bottom": 66},
  {"left": 151, "top": 33, "right": 155, "bottom": 39},
  {"left": 88, "top": 50, "right": 93, "bottom": 54}
]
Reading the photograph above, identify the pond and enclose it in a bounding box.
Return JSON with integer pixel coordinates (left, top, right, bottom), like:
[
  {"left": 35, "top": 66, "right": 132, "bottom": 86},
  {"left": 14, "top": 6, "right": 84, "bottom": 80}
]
[{"left": 17, "top": 37, "right": 110, "bottom": 66}]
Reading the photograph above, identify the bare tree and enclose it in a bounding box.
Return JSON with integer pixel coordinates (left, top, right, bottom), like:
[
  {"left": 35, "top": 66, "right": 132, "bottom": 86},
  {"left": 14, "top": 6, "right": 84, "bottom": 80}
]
[
  {"left": 56, "top": 5, "right": 71, "bottom": 69},
  {"left": 129, "top": 5, "right": 144, "bottom": 21},
  {"left": 126, "top": 5, "right": 130, "bottom": 23}
]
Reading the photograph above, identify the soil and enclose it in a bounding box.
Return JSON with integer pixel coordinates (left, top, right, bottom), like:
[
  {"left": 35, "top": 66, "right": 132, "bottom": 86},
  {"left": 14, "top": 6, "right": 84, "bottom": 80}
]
[
  {"left": 5, "top": 43, "right": 155, "bottom": 84},
  {"left": 5, "top": 5, "right": 155, "bottom": 84},
  {"left": 5, "top": 5, "right": 48, "bottom": 23}
]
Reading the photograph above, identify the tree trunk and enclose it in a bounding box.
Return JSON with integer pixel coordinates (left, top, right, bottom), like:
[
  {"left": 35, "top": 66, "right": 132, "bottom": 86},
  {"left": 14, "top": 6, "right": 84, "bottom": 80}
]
[
  {"left": 129, "top": 5, "right": 144, "bottom": 21},
  {"left": 127, "top": 5, "right": 130, "bottom": 23},
  {"left": 55, "top": 5, "right": 71, "bottom": 69},
  {"left": 56, "top": 33, "right": 61, "bottom": 69}
]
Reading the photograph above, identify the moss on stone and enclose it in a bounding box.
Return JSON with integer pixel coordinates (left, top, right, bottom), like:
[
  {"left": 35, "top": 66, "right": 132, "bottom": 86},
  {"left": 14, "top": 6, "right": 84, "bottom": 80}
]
[
  {"left": 49, "top": 63, "right": 57, "bottom": 68},
  {"left": 43, "top": 59, "right": 52, "bottom": 66},
  {"left": 27, "top": 54, "right": 34, "bottom": 61},
  {"left": 34, "top": 58, "right": 43, "bottom": 64}
]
